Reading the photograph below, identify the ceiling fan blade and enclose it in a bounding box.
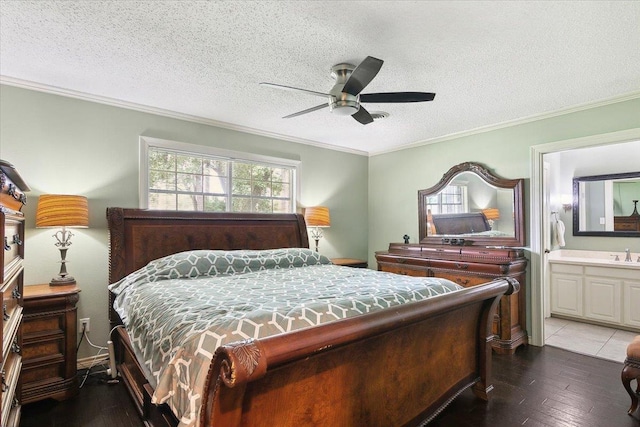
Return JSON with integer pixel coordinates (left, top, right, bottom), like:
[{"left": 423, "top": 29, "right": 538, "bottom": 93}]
[
  {"left": 283, "top": 103, "right": 329, "bottom": 119},
  {"left": 342, "top": 56, "right": 384, "bottom": 96},
  {"left": 360, "top": 92, "right": 436, "bottom": 103},
  {"left": 260, "top": 82, "right": 330, "bottom": 99},
  {"left": 351, "top": 106, "right": 374, "bottom": 125}
]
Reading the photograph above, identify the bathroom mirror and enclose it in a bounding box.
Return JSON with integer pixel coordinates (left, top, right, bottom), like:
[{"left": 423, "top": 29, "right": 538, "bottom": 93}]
[
  {"left": 418, "top": 162, "right": 525, "bottom": 247},
  {"left": 572, "top": 171, "right": 640, "bottom": 237}
]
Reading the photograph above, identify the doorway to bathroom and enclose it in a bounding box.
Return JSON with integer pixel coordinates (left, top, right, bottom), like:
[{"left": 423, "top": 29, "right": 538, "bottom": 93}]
[{"left": 529, "top": 128, "right": 640, "bottom": 351}]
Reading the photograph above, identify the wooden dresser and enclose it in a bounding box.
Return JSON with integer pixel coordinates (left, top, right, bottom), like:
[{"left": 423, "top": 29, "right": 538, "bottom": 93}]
[
  {"left": 20, "top": 284, "right": 80, "bottom": 403},
  {"left": 0, "top": 160, "right": 29, "bottom": 427},
  {"left": 614, "top": 216, "right": 640, "bottom": 232},
  {"left": 376, "top": 243, "right": 528, "bottom": 354}
]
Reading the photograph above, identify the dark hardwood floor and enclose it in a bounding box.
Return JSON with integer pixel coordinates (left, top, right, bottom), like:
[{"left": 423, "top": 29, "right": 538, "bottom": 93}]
[{"left": 20, "top": 345, "right": 639, "bottom": 427}]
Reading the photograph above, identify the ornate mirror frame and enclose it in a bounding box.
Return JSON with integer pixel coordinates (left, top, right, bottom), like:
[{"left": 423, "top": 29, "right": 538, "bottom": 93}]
[{"left": 418, "top": 162, "right": 526, "bottom": 247}]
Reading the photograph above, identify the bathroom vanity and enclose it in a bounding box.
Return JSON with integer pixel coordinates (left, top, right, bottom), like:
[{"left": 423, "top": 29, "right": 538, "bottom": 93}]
[{"left": 549, "top": 250, "right": 640, "bottom": 330}]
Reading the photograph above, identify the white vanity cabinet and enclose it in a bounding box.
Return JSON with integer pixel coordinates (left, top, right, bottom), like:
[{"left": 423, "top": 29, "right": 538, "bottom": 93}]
[
  {"left": 550, "top": 259, "right": 640, "bottom": 331},
  {"left": 623, "top": 280, "right": 640, "bottom": 328},
  {"left": 550, "top": 263, "right": 583, "bottom": 317},
  {"left": 584, "top": 275, "right": 622, "bottom": 323}
]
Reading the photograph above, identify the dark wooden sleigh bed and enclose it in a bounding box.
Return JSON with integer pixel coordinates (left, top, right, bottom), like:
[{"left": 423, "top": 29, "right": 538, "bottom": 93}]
[{"left": 107, "top": 208, "right": 517, "bottom": 427}]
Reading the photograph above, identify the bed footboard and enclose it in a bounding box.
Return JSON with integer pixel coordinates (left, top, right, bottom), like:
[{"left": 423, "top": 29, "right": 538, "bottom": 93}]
[{"left": 202, "top": 278, "right": 518, "bottom": 427}]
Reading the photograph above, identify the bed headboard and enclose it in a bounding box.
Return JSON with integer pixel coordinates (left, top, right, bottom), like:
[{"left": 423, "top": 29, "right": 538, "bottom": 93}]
[
  {"left": 107, "top": 208, "right": 309, "bottom": 283},
  {"left": 431, "top": 212, "right": 490, "bottom": 235}
]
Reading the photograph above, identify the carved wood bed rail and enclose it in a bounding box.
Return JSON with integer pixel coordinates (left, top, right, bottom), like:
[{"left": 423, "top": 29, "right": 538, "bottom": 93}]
[{"left": 107, "top": 208, "right": 516, "bottom": 427}]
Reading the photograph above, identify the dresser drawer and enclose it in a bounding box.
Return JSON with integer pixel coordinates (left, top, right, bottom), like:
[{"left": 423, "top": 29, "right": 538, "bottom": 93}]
[
  {"left": 1, "top": 272, "right": 23, "bottom": 356},
  {"left": 1, "top": 350, "right": 22, "bottom": 427},
  {"left": 2, "top": 218, "right": 23, "bottom": 275},
  {"left": 429, "top": 258, "right": 516, "bottom": 276},
  {"left": 432, "top": 270, "right": 488, "bottom": 288},
  {"left": 376, "top": 254, "right": 429, "bottom": 268},
  {"left": 379, "top": 263, "right": 429, "bottom": 277},
  {"left": 0, "top": 166, "right": 28, "bottom": 213},
  {"left": 6, "top": 404, "right": 20, "bottom": 427}
]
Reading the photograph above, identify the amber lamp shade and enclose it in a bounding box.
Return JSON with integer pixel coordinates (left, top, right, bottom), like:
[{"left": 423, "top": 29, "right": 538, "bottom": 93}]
[
  {"left": 482, "top": 208, "right": 500, "bottom": 230},
  {"left": 304, "top": 206, "right": 331, "bottom": 227},
  {"left": 304, "top": 206, "right": 330, "bottom": 252},
  {"left": 482, "top": 208, "right": 500, "bottom": 221},
  {"left": 36, "top": 194, "right": 89, "bottom": 286}
]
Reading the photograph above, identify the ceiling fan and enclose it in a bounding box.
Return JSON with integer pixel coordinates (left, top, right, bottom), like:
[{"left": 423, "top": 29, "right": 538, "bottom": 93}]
[{"left": 260, "top": 56, "right": 436, "bottom": 125}]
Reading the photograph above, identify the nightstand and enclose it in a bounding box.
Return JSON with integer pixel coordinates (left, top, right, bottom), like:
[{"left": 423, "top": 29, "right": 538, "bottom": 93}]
[
  {"left": 20, "top": 284, "right": 80, "bottom": 404},
  {"left": 331, "top": 258, "right": 368, "bottom": 268}
]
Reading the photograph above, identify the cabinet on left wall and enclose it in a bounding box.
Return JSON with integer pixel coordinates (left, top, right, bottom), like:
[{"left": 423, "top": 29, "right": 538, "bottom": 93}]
[{"left": 0, "top": 160, "right": 29, "bottom": 427}]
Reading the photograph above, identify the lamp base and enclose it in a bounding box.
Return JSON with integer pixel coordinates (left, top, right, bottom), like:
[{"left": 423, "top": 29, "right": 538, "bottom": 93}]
[{"left": 50, "top": 275, "right": 76, "bottom": 286}]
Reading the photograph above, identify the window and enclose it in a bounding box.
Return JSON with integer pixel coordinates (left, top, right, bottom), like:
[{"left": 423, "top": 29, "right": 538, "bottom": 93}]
[
  {"left": 426, "top": 184, "right": 468, "bottom": 214},
  {"left": 140, "top": 136, "right": 299, "bottom": 213}
]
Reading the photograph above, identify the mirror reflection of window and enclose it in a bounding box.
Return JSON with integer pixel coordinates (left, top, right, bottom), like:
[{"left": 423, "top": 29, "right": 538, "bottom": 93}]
[{"left": 426, "top": 184, "right": 468, "bottom": 214}]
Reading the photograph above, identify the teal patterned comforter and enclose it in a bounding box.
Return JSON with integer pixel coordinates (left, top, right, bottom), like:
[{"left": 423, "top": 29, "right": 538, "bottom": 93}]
[{"left": 109, "top": 248, "right": 462, "bottom": 427}]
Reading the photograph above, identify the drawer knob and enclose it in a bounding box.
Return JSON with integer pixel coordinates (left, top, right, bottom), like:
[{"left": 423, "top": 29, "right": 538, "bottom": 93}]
[
  {"left": 1, "top": 370, "right": 6, "bottom": 392},
  {"left": 11, "top": 287, "right": 21, "bottom": 300},
  {"left": 3, "top": 236, "right": 10, "bottom": 251},
  {"left": 455, "top": 278, "right": 470, "bottom": 286},
  {"left": 3, "top": 304, "right": 9, "bottom": 321},
  {"left": 456, "top": 263, "right": 469, "bottom": 270},
  {"left": 19, "top": 193, "right": 27, "bottom": 205},
  {"left": 11, "top": 341, "right": 20, "bottom": 354},
  {"left": 12, "top": 234, "right": 22, "bottom": 246}
]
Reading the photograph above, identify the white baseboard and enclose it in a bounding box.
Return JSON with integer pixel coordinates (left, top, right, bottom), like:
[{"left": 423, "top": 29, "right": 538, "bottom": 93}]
[{"left": 77, "top": 354, "right": 109, "bottom": 370}]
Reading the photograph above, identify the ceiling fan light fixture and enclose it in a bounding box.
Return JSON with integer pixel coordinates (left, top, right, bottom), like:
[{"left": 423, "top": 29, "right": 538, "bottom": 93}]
[
  {"left": 261, "top": 55, "right": 435, "bottom": 125},
  {"left": 329, "top": 98, "right": 360, "bottom": 116}
]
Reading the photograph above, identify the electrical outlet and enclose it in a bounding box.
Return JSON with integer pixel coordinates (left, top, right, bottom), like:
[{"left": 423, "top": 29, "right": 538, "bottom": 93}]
[{"left": 80, "top": 317, "right": 90, "bottom": 333}]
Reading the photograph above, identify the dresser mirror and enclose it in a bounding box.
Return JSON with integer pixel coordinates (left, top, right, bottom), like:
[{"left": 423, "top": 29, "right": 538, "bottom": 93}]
[
  {"left": 572, "top": 171, "right": 640, "bottom": 237},
  {"left": 418, "top": 162, "right": 525, "bottom": 247}
]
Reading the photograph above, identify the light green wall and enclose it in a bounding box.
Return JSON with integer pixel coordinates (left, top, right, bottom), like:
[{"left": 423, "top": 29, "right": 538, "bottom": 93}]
[
  {"left": 368, "top": 97, "right": 640, "bottom": 332},
  {"left": 2, "top": 84, "right": 638, "bottom": 359},
  {"left": 0, "top": 84, "right": 368, "bottom": 359}
]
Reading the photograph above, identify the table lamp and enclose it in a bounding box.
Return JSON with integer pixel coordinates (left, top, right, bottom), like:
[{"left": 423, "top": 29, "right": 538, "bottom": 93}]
[
  {"left": 304, "top": 206, "right": 330, "bottom": 252},
  {"left": 482, "top": 208, "right": 500, "bottom": 230},
  {"left": 36, "top": 194, "right": 89, "bottom": 286}
]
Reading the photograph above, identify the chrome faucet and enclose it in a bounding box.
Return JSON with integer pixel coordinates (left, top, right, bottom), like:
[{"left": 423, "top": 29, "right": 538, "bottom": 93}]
[{"left": 625, "top": 248, "right": 632, "bottom": 262}]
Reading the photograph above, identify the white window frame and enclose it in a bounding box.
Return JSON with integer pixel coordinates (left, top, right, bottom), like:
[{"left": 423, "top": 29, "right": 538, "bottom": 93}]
[
  {"left": 139, "top": 136, "right": 300, "bottom": 212},
  {"left": 426, "top": 184, "right": 469, "bottom": 214}
]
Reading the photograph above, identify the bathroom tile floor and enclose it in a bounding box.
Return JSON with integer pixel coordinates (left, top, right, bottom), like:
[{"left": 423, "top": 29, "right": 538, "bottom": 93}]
[{"left": 544, "top": 316, "right": 637, "bottom": 363}]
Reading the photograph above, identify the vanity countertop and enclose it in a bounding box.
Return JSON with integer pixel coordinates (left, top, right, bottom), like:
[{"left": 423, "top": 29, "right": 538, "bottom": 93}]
[{"left": 549, "top": 249, "right": 640, "bottom": 269}]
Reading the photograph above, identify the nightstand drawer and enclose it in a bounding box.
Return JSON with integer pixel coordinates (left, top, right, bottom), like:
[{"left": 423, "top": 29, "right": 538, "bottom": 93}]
[
  {"left": 21, "top": 358, "right": 66, "bottom": 385},
  {"left": 22, "top": 334, "right": 65, "bottom": 361},
  {"left": 23, "top": 311, "right": 65, "bottom": 336}
]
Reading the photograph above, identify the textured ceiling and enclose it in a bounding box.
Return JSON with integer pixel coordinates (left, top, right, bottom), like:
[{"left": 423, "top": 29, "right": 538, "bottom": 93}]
[{"left": 1, "top": 1, "right": 639, "bottom": 155}]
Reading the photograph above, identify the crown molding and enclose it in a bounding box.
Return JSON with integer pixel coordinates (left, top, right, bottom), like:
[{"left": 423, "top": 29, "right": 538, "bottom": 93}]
[
  {"left": 3, "top": 76, "right": 637, "bottom": 159},
  {"left": 0, "top": 76, "right": 369, "bottom": 157},
  {"left": 370, "top": 90, "right": 640, "bottom": 156}
]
